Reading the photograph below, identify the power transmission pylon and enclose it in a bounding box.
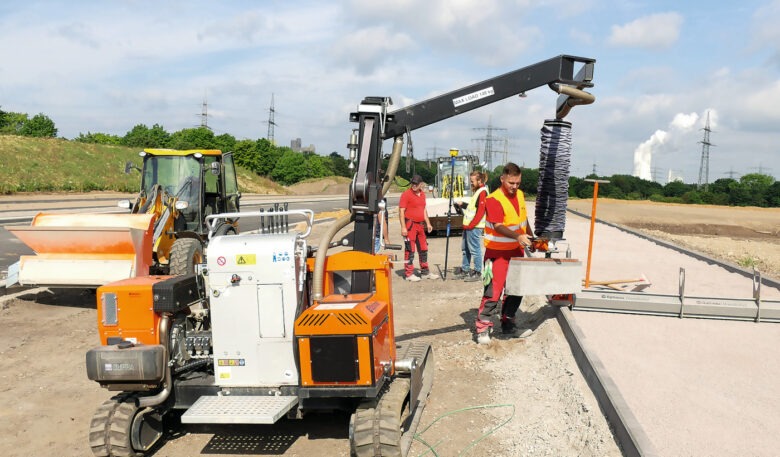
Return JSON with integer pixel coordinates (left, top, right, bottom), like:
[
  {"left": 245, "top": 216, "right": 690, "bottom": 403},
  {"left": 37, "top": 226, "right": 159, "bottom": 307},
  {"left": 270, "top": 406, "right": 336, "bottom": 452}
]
[
  {"left": 697, "top": 111, "right": 715, "bottom": 190},
  {"left": 266, "top": 93, "right": 277, "bottom": 145},
  {"left": 472, "top": 116, "right": 507, "bottom": 170},
  {"left": 724, "top": 168, "right": 739, "bottom": 180},
  {"left": 426, "top": 145, "right": 441, "bottom": 167},
  {"left": 197, "top": 91, "right": 211, "bottom": 130},
  {"left": 750, "top": 164, "right": 772, "bottom": 176}
]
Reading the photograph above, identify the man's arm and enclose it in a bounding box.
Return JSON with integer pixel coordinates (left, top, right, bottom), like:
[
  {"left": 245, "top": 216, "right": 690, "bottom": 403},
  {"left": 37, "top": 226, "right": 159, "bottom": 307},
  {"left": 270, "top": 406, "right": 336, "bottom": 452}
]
[
  {"left": 424, "top": 209, "right": 432, "bottom": 233},
  {"left": 399, "top": 207, "right": 408, "bottom": 237},
  {"left": 494, "top": 223, "right": 531, "bottom": 247}
]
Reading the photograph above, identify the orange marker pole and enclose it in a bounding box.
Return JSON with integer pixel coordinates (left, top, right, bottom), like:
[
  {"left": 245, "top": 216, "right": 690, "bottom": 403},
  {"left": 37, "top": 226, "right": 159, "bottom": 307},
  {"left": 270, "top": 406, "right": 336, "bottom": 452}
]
[{"left": 584, "top": 179, "right": 609, "bottom": 288}]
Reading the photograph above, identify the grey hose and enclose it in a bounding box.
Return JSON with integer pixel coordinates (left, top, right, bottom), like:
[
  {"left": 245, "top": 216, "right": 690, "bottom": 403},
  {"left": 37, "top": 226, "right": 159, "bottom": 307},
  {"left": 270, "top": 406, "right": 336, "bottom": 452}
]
[
  {"left": 549, "top": 83, "right": 595, "bottom": 119},
  {"left": 312, "top": 136, "right": 404, "bottom": 301}
]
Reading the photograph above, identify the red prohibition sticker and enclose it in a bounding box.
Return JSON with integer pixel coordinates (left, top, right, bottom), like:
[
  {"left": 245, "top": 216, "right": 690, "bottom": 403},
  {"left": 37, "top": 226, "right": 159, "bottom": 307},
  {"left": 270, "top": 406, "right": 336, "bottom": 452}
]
[{"left": 217, "top": 256, "right": 226, "bottom": 266}]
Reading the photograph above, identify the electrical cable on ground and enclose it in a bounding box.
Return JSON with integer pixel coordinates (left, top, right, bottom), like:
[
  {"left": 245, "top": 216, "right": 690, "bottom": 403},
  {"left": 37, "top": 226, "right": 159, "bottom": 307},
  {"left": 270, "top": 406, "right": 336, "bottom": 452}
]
[
  {"left": 535, "top": 119, "right": 573, "bottom": 240},
  {"left": 413, "top": 403, "right": 516, "bottom": 456}
]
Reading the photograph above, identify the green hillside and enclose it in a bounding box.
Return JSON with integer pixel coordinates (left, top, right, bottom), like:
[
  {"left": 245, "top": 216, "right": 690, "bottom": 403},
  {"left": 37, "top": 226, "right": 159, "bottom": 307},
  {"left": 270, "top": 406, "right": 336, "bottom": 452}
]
[{"left": 0, "top": 135, "right": 285, "bottom": 194}]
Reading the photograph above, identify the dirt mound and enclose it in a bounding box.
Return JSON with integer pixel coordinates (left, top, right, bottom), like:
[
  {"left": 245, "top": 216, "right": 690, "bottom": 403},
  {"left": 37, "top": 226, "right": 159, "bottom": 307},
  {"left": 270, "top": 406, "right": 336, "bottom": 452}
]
[{"left": 286, "top": 177, "right": 351, "bottom": 195}]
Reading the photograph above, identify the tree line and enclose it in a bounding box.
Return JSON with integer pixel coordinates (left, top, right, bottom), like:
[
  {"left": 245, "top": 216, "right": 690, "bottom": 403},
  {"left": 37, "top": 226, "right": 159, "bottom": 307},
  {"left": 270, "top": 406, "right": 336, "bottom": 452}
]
[{"left": 1, "top": 107, "right": 777, "bottom": 207}]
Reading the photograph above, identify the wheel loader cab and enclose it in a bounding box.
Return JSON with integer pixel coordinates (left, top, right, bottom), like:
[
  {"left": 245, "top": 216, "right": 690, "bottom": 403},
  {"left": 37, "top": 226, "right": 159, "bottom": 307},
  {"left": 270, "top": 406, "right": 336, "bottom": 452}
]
[{"left": 137, "top": 149, "right": 240, "bottom": 234}]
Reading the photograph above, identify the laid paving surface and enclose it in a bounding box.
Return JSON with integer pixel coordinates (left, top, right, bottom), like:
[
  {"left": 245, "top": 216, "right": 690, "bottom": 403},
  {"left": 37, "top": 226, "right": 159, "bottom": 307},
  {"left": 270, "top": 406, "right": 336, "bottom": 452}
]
[{"left": 563, "top": 212, "right": 780, "bottom": 456}]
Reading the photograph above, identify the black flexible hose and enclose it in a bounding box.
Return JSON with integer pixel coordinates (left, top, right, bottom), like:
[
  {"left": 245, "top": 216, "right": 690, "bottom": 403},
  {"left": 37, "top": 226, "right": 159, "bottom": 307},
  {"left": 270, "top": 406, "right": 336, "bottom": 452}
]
[
  {"left": 174, "top": 358, "right": 211, "bottom": 375},
  {"left": 535, "top": 119, "right": 572, "bottom": 240}
]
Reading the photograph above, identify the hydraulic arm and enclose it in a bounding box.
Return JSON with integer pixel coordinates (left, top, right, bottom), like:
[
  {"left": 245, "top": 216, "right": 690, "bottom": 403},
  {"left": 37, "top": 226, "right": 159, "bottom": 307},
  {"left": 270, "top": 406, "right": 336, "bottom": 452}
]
[{"left": 347, "top": 55, "right": 595, "bottom": 254}]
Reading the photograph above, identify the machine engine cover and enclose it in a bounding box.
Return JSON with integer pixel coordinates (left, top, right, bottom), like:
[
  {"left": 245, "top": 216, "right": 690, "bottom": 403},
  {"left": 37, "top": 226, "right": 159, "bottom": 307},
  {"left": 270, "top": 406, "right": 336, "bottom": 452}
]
[
  {"left": 86, "top": 344, "right": 165, "bottom": 383},
  {"left": 152, "top": 274, "right": 201, "bottom": 313}
]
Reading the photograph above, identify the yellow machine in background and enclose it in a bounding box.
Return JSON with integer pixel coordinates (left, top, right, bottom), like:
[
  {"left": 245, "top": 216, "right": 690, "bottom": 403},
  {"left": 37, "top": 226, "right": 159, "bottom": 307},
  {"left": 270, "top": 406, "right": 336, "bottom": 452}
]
[{"left": 5, "top": 149, "right": 240, "bottom": 288}]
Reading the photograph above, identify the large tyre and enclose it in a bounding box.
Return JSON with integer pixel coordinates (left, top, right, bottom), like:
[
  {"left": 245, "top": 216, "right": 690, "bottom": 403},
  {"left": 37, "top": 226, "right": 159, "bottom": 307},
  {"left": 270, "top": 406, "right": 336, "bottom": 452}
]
[
  {"left": 169, "top": 238, "right": 203, "bottom": 276},
  {"left": 89, "top": 397, "right": 141, "bottom": 457},
  {"left": 214, "top": 223, "right": 237, "bottom": 237}
]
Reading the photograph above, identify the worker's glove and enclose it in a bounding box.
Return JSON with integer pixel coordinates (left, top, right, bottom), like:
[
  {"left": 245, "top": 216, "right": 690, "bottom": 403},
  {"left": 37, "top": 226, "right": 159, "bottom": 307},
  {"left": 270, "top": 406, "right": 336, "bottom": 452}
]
[{"left": 482, "top": 259, "right": 493, "bottom": 287}]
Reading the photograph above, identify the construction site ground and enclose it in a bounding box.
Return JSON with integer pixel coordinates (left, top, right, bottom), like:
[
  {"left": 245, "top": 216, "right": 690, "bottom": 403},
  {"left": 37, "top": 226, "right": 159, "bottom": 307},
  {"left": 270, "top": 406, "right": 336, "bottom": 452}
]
[{"left": 1, "top": 194, "right": 779, "bottom": 456}]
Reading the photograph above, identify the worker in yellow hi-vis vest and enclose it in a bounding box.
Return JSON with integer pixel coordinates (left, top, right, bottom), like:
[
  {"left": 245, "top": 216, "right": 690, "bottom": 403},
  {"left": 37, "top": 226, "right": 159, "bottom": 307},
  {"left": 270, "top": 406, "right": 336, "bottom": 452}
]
[
  {"left": 475, "top": 162, "right": 534, "bottom": 344},
  {"left": 453, "top": 171, "right": 488, "bottom": 282}
]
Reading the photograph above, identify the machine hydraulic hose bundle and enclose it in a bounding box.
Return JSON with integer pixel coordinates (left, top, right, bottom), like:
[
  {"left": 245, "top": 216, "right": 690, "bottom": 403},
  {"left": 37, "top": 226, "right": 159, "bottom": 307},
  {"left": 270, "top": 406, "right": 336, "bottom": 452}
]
[{"left": 534, "top": 119, "right": 573, "bottom": 240}]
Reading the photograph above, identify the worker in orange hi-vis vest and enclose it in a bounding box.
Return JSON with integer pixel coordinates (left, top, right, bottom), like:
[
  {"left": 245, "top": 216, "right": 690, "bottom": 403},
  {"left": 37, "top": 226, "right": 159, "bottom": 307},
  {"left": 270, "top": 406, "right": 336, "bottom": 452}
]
[
  {"left": 475, "top": 162, "right": 534, "bottom": 344},
  {"left": 399, "top": 175, "right": 438, "bottom": 282}
]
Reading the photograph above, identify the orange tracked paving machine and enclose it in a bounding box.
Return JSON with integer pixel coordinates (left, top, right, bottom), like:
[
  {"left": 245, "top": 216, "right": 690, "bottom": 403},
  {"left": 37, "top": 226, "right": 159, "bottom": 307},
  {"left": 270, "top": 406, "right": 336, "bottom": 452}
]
[{"left": 84, "top": 55, "right": 595, "bottom": 456}]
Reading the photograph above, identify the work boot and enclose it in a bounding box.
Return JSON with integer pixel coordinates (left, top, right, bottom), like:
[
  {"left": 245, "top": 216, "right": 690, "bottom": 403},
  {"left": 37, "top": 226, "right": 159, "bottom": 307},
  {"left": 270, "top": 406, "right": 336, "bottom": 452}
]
[
  {"left": 420, "top": 270, "right": 438, "bottom": 279},
  {"left": 464, "top": 270, "right": 481, "bottom": 282},
  {"left": 405, "top": 275, "right": 421, "bottom": 282},
  {"left": 476, "top": 328, "right": 492, "bottom": 345},
  {"left": 501, "top": 320, "right": 532, "bottom": 338}
]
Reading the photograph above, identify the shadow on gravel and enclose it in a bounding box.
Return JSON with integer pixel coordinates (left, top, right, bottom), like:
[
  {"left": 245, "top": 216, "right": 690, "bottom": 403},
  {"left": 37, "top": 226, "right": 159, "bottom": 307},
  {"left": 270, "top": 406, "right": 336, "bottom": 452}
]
[
  {"left": 3, "top": 288, "right": 97, "bottom": 309},
  {"left": 158, "top": 411, "right": 351, "bottom": 455},
  {"left": 3, "top": 287, "right": 95, "bottom": 309}
]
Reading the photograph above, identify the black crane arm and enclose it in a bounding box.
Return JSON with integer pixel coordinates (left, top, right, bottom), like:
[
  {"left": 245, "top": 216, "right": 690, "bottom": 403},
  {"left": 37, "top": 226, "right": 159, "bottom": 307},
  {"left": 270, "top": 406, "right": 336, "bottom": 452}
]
[
  {"left": 382, "top": 54, "right": 594, "bottom": 139},
  {"left": 345, "top": 54, "right": 595, "bottom": 256}
]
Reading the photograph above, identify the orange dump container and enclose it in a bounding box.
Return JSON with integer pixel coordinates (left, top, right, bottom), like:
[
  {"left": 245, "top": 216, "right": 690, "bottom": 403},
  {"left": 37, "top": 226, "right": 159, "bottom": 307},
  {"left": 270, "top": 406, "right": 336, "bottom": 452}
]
[{"left": 6, "top": 212, "right": 156, "bottom": 288}]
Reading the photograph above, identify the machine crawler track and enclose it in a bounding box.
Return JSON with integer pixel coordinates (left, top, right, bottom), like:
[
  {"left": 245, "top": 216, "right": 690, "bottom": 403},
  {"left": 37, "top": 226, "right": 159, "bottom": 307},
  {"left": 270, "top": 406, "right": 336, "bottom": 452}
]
[
  {"left": 89, "top": 396, "right": 141, "bottom": 457},
  {"left": 351, "top": 377, "right": 411, "bottom": 457},
  {"left": 350, "top": 341, "right": 434, "bottom": 457}
]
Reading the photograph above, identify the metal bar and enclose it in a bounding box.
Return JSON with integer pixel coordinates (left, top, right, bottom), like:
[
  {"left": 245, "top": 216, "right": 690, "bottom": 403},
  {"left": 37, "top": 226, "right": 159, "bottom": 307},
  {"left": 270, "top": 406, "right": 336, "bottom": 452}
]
[{"left": 573, "top": 289, "right": 780, "bottom": 323}]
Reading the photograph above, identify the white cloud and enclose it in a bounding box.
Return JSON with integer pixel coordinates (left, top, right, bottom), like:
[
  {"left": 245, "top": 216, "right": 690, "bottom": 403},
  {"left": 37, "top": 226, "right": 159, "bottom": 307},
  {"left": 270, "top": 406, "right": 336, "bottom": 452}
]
[{"left": 608, "top": 12, "right": 683, "bottom": 50}]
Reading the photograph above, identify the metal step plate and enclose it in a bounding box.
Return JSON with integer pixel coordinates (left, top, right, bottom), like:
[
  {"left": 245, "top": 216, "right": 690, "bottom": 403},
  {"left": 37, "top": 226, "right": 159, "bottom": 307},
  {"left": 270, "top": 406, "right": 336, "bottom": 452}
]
[{"left": 181, "top": 395, "right": 298, "bottom": 424}]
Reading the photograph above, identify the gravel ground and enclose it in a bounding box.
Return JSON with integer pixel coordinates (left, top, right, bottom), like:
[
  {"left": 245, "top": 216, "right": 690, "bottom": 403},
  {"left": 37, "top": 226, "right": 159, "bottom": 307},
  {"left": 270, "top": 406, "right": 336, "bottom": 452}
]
[{"left": 3, "top": 195, "right": 778, "bottom": 456}]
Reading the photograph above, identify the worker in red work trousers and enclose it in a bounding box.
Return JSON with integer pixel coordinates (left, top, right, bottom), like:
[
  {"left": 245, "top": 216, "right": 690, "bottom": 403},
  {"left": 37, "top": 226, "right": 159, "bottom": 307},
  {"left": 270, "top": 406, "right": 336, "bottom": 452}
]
[
  {"left": 475, "top": 162, "right": 533, "bottom": 344},
  {"left": 399, "top": 175, "right": 438, "bottom": 282},
  {"left": 453, "top": 170, "right": 489, "bottom": 282}
]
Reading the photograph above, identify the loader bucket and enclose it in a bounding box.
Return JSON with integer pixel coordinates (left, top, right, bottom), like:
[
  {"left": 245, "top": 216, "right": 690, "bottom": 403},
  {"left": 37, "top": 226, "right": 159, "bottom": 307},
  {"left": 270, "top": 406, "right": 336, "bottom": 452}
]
[{"left": 6, "top": 213, "right": 156, "bottom": 288}]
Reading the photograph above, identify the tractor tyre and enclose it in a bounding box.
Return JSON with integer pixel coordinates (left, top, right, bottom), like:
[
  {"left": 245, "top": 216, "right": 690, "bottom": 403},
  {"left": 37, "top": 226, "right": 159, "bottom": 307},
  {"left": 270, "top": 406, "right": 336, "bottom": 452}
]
[
  {"left": 88, "top": 397, "right": 141, "bottom": 457},
  {"left": 169, "top": 238, "right": 203, "bottom": 276},
  {"left": 214, "top": 223, "right": 237, "bottom": 237}
]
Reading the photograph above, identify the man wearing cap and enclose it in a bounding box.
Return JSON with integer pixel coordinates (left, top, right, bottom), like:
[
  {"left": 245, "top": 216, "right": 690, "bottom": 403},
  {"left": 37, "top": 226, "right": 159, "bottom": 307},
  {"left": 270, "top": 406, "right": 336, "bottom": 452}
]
[{"left": 399, "top": 175, "right": 437, "bottom": 281}]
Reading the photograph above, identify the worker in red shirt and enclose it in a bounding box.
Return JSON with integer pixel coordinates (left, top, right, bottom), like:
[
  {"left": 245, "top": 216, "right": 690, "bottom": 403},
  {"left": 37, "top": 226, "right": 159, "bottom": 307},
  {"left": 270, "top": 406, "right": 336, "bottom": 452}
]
[
  {"left": 453, "top": 171, "right": 489, "bottom": 281},
  {"left": 399, "top": 175, "right": 437, "bottom": 282},
  {"left": 475, "top": 163, "right": 533, "bottom": 344}
]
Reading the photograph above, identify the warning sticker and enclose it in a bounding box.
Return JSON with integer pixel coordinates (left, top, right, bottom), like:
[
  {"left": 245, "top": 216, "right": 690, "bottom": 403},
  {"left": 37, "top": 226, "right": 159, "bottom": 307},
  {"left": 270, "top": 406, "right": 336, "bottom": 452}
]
[
  {"left": 217, "top": 359, "right": 246, "bottom": 367},
  {"left": 235, "top": 254, "right": 256, "bottom": 265}
]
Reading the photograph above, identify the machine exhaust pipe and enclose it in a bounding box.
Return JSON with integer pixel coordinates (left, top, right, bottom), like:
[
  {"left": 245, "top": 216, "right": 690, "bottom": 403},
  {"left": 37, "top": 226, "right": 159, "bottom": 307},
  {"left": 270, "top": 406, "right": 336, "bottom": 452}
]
[{"left": 138, "top": 314, "right": 172, "bottom": 408}]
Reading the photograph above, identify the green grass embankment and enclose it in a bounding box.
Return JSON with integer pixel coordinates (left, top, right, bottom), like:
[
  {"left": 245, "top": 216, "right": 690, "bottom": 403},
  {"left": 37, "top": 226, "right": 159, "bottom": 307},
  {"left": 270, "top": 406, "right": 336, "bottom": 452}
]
[{"left": 0, "top": 135, "right": 285, "bottom": 194}]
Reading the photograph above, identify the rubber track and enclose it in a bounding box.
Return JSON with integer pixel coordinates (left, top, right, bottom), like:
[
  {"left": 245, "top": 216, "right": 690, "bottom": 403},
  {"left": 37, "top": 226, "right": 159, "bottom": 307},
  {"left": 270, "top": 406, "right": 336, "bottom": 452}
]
[
  {"left": 88, "top": 397, "right": 140, "bottom": 457},
  {"left": 351, "top": 377, "right": 411, "bottom": 457}
]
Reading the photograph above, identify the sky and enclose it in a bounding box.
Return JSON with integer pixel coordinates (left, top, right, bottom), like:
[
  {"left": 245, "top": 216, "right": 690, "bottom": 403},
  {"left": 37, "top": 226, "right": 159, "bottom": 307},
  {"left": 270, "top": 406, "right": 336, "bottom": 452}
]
[{"left": 1, "top": 0, "right": 779, "bottom": 184}]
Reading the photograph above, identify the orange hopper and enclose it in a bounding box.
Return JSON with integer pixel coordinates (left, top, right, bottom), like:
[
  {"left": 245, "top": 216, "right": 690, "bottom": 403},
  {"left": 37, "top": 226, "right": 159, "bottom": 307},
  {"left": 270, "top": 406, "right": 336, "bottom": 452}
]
[{"left": 6, "top": 212, "right": 156, "bottom": 288}]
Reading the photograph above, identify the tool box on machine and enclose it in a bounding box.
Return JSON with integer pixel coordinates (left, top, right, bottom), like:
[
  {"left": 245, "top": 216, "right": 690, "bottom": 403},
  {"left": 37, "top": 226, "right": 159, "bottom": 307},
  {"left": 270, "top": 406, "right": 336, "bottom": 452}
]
[{"left": 152, "top": 274, "right": 201, "bottom": 313}]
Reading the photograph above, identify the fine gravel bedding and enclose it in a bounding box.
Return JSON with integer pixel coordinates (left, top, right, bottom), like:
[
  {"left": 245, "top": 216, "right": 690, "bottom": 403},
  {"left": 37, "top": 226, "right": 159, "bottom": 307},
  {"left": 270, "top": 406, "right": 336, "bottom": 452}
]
[{"left": 2, "top": 197, "right": 778, "bottom": 456}]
